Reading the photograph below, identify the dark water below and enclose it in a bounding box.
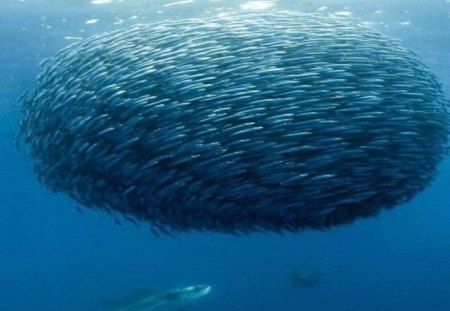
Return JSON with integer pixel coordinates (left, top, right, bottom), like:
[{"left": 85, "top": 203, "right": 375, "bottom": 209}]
[{"left": 1, "top": 1, "right": 450, "bottom": 310}]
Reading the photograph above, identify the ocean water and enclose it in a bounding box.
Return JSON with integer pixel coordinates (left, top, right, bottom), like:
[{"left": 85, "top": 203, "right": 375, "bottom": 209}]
[{"left": 1, "top": 1, "right": 450, "bottom": 310}]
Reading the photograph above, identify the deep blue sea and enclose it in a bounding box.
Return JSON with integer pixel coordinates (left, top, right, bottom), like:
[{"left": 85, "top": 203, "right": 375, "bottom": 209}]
[{"left": 1, "top": 1, "right": 450, "bottom": 310}]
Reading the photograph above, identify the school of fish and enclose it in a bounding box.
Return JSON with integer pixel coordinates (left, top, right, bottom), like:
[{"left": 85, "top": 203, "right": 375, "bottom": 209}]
[{"left": 19, "top": 12, "right": 450, "bottom": 234}]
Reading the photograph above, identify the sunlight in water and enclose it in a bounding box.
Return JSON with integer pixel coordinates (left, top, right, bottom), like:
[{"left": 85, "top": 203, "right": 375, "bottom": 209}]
[
  {"left": 91, "top": 0, "right": 113, "bottom": 4},
  {"left": 85, "top": 18, "right": 99, "bottom": 24},
  {"left": 332, "top": 10, "right": 353, "bottom": 16},
  {"left": 239, "top": 1, "right": 275, "bottom": 10},
  {"left": 164, "top": 0, "right": 195, "bottom": 7}
]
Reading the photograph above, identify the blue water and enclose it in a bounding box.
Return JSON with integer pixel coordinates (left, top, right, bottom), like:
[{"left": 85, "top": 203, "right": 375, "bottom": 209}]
[{"left": 1, "top": 1, "right": 450, "bottom": 310}]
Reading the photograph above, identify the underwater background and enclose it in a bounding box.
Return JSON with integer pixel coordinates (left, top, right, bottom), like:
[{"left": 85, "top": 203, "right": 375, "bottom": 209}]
[{"left": 1, "top": 0, "right": 450, "bottom": 310}]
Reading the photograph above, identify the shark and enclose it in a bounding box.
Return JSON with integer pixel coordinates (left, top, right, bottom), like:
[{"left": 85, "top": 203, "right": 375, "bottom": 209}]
[{"left": 105, "top": 285, "right": 211, "bottom": 311}]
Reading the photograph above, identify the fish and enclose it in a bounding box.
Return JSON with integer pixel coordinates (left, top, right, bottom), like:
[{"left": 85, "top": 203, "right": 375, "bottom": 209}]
[
  {"left": 18, "top": 12, "right": 450, "bottom": 234},
  {"left": 290, "top": 265, "right": 321, "bottom": 288}
]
